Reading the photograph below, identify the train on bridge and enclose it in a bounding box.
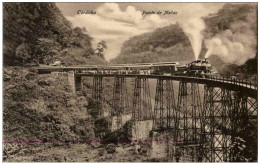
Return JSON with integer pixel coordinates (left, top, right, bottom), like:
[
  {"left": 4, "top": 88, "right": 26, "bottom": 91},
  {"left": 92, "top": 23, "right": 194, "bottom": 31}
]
[
  {"left": 112, "top": 59, "right": 213, "bottom": 76},
  {"left": 40, "top": 59, "right": 217, "bottom": 78}
]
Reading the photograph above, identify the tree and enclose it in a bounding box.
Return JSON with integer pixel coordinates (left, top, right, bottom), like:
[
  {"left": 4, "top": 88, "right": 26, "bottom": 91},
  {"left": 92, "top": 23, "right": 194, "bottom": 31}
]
[
  {"left": 15, "top": 43, "right": 32, "bottom": 65},
  {"left": 95, "top": 40, "right": 107, "bottom": 58}
]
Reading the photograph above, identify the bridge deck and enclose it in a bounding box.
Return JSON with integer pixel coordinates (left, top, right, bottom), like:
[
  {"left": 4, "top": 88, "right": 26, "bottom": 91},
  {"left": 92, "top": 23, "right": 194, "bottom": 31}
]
[
  {"left": 36, "top": 67, "right": 257, "bottom": 98},
  {"left": 75, "top": 74, "right": 257, "bottom": 98}
]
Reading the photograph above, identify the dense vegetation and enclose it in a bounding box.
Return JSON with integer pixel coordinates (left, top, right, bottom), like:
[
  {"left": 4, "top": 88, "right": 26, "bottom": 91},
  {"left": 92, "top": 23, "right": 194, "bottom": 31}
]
[
  {"left": 203, "top": 3, "right": 257, "bottom": 37},
  {"left": 3, "top": 3, "right": 105, "bottom": 66},
  {"left": 203, "top": 3, "right": 257, "bottom": 77},
  {"left": 112, "top": 24, "right": 194, "bottom": 64},
  {"left": 3, "top": 3, "right": 112, "bottom": 161},
  {"left": 3, "top": 67, "right": 95, "bottom": 161}
]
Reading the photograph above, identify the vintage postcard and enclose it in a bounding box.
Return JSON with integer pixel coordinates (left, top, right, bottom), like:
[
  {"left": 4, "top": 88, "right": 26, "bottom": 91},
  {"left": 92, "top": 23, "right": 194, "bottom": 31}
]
[{"left": 3, "top": 2, "right": 257, "bottom": 162}]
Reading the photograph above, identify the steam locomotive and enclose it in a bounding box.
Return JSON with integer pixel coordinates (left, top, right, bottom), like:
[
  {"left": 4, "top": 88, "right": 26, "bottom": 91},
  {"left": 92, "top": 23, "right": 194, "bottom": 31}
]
[{"left": 184, "top": 59, "right": 213, "bottom": 77}]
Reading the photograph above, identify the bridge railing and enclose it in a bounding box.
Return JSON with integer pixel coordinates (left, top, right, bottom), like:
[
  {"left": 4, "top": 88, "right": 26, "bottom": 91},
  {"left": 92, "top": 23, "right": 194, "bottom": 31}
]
[
  {"left": 38, "top": 67, "right": 257, "bottom": 90},
  {"left": 203, "top": 75, "right": 257, "bottom": 90}
]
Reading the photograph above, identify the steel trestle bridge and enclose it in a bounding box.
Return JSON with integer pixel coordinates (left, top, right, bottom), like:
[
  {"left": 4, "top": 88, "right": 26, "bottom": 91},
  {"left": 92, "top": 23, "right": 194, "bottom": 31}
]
[{"left": 37, "top": 67, "right": 257, "bottom": 162}]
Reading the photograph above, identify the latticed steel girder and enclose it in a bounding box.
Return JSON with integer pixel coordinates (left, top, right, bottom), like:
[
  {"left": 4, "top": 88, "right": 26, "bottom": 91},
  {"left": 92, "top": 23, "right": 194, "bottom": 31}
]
[
  {"left": 202, "top": 86, "right": 232, "bottom": 162},
  {"left": 112, "top": 76, "right": 129, "bottom": 130},
  {"left": 132, "top": 77, "right": 153, "bottom": 121},
  {"left": 202, "top": 85, "right": 257, "bottom": 162},
  {"left": 172, "top": 81, "right": 204, "bottom": 162},
  {"left": 175, "top": 82, "right": 203, "bottom": 146},
  {"left": 229, "top": 92, "right": 257, "bottom": 161},
  {"left": 92, "top": 76, "right": 104, "bottom": 117},
  {"left": 153, "top": 78, "right": 176, "bottom": 130}
]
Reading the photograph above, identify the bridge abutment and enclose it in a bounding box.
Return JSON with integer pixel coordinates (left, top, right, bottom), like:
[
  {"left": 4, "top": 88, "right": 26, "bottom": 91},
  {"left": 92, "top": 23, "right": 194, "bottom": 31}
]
[
  {"left": 131, "top": 120, "right": 153, "bottom": 140},
  {"left": 150, "top": 130, "right": 175, "bottom": 160},
  {"left": 110, "top": 114, "right": 132, "bottom": 132},
  {"left": 66, "top": 71, "right": 82, "bottom": 93}
]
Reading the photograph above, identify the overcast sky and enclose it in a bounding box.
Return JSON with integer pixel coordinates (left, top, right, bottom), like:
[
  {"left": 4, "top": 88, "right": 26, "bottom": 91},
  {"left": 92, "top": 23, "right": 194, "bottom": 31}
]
[{"left": 56, "top": 3, "right": 225, "bottom": 61}]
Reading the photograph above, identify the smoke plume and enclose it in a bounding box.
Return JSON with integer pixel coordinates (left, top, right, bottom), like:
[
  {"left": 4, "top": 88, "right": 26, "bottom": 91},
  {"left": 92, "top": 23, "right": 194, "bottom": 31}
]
[
  {"left": 176, "top": 3, "right": 224, "bottom": 60},
  {"left": 180, "top": 18, "right": 205, "bottom": 60},
  {"left": 205, "top": 12, "right": 257, "bottom": 65}
]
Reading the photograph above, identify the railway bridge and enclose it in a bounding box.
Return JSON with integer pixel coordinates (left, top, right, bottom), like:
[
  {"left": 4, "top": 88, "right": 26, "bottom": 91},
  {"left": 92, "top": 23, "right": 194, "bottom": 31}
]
[{"left": 37, "top": 67, "right": 257, "bottom": 162}]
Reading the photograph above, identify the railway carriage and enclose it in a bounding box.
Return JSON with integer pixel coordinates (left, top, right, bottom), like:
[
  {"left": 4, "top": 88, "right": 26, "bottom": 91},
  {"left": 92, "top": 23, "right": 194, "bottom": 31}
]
[{"left": 152, "top": 64, "right": 178, "bottom": 75}]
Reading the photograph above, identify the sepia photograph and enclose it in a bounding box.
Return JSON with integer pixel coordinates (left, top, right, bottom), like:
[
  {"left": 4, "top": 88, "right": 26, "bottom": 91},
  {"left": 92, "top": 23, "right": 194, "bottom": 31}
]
[{"left": 2, "top": 2, "right": 258, "bottom": 162}]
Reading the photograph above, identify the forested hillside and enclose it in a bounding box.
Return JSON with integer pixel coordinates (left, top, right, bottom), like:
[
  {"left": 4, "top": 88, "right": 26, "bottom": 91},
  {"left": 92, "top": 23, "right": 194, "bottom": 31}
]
[
  {"left": 3, "top": 3, "right": 106, "bottom": 66},
  {"left": 112, "top": 24, "right": 194, "bottom": 64},
  {"left": 203, "top": 3, "right": 257, "bottom": 77},
  {"left": 3, "top": 3, "right": 108, "bottom": 161}
]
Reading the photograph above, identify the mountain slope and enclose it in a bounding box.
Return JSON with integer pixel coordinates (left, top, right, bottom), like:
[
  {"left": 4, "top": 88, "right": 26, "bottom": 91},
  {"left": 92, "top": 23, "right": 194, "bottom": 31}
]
[
  {"left": 3, "top": 2, "right": 106, "bottom": 66},
  {"left": 3, "top": 2, "right": 107, "bottom": 161},
  {"left": 112, "top": 24, "right": 194, "bottom": 64}
]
